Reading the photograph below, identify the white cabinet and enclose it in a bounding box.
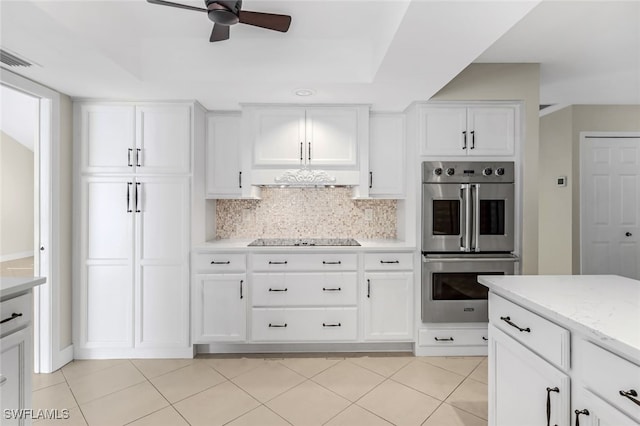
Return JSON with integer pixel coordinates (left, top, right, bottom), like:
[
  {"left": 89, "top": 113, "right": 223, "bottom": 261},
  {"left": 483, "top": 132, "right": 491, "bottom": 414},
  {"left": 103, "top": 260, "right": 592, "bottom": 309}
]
[
  {"left": 489, "top": 325, "right": 570, "bottom": 426},
  {"left": 194, "top": 273, "right": 246, "bottom": 342},
  {"left": 246, "top": 106, "right": 364, "bottom": 168},
  {"left": 419, "top": 105, "right": 516, "bottom": 157},
  {"left": 78, "top": 103, "right": 191, "bottom": 174},
  {"left": 368, "top": 113, "right": 405, "bottom": 198},
  {"left": 1, "top": 328, "right": 30, "bottom": 426},
  {"left": 205, "top": 112, "right": 243, "bottom": 198},
  {"left": 574, "top": 388, "right": 639, "bottom": 426},
  {"left": 77, "top": 176, "right": 190, "bottom": 356}
]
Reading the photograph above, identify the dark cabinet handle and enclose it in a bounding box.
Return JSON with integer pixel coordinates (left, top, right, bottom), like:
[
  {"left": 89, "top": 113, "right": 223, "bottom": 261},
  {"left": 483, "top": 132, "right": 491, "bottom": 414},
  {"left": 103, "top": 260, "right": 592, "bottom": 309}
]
[
  {"left": 308, "top": 141, "right": 311, "bottom": 162},
  {"left": 574, "top": 409, "right": 589, "bottom": 426},
  {"left": 0, "top": 313, "right": 23, "bottom": 325},
  {"left": 500, "top": 316, "right": 531, "bottom": 333},
  {"left": 434, "top": 337, "right": 454, "bottom": 342},
  {"left": 323, "top": 323, "right": 341, "bottom": 327},
  {"left": 482, "top": 336, "right": 488, "bottom": 341},
  {"left": 135, "top": 182, "right": 141, "bottom": 212},
  {"left": 380, "top": 260, "right": 400, "bottom": 264},
  {"left": 269, "top": 323, "right": 287, "bottom": 328},
  {"left": 128, "top": 148, "right": 133, "bottom": 167},
  {"left": 546, "top": 387, "right": 560, "bottom": 426},
  {"left": 367, "top": 279, "right": 371, "bottom": 298},
  {"left": 238, "top": 171, "right": 242, "bottom": 189},
  {"left": 268, "top": 261, "right": 288, "bottom": 265},
  {"left": 136, "top": 148, "right": 141, "bottom": 167},
  {"left": 240, "top": 280, "right": 243, "bottom": 299},
  {"left": 323, "top": 287, "right": 341, "bottom": 292},
  {"left": 268, "top": 288, "right": 288, "bottom": 292},
  {"left": 211, "top": 261, "right": 231, "bottom": 265},
  {"left": 462, "top": 131, "right": 467, "bottom": 149},
  {"left": 369, "top": 171, "right": 373, "bottom": 189},
  {"left": 626, "top": 232, "right": 633, "bottom": 237},
  {"left": 126, "top": 182, "right": 133, "bottom": 213},
  {"left": 619, "top": 389, "right": 640, "bottom": 406},
  {"left": 300, "top": 142, "right": 303, "bottom": 162},
  {"left": 470, "top": 130, "right": 475, "bottom": 149},
  {"left": 322, "top": 261, "right": 341, "bottom": 265}
]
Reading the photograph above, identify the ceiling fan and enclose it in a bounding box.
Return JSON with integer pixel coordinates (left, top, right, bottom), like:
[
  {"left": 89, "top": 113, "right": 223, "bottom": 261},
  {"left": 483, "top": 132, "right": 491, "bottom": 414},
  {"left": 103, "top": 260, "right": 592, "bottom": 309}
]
[{"left": 147, "top": 0, "right": 292, "bottom": 42}]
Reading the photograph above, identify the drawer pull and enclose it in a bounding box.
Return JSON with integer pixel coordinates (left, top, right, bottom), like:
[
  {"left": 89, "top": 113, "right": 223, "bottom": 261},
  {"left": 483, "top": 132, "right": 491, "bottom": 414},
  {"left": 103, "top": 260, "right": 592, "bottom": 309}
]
[
  {"left": 323, "top": 323, "right": 341, "bottom": 327},
  {"left": 574, "top": 409, "right": 589, "bottom": 426},
  {"left": 367, "top": 279, "right": 371, "bottom": 298},
  {"left": 268, "top": 323, "right": 287, "bottom": 328},
  {"left": 268, "top": 288, "right": 288, "bottom": 292},
  {"left": 322, "top": 261, "right": 342, "bottom": 265},
  {"left": 380, "top": 260, "right": 400, "bottom": 264},
  {"left": 546, "top": 387, "right": 560, "bottom": 426},
  {"left": 619, "top": 389, "right": 640, "bottom": 406},
  {"left": 500, "top": 316, "right": 531, "bottom": 333},
  {"left": 0, "top": 312, "right": 23, "bottom": 325},
  {"left": 0, "top": 375, "right": 6, "bottom": 387},
  {"left": 323, "top": 287, "right": 341, "bottom": 292},
  {"left": 268, "top": 261, "right": 288, "bottom": 265},
  {"left": 211, "top": 261, "right": 231, "bottom": 265},
  {"left": 482, "top": 336, "right": 488, "bottom": 341},
  {"left": 434, "top": 337, "right": 454, "bottom": 342},
  {"left": 240, "top": 280, "right": 244, "bottom": 300}
]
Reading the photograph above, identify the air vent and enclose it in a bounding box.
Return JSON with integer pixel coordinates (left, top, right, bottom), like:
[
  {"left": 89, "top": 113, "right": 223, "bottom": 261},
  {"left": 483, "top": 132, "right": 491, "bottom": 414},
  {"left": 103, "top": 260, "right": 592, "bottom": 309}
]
[{"left": 0, "top": 49, "right": 33, "bottom": 67}]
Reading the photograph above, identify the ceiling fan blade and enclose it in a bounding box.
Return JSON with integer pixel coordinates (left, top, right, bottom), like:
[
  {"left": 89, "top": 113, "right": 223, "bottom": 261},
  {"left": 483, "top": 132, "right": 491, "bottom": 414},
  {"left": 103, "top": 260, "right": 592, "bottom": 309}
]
[
  {"left": 146, "top": 0, "right": 207, "bottom": 13},
  {"left": 238, "top": 10, "right": 292, "bottom": 33},
  {"left": 210, "top": 23, "right": 230, "bottom": 42}
]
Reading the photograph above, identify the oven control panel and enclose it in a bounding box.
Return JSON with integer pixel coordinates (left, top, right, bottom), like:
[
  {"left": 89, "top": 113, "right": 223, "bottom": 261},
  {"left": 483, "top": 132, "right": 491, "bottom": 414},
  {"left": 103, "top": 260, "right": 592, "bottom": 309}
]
[{"left": 424, "top": 161, "right": 514, "bottom": 183}]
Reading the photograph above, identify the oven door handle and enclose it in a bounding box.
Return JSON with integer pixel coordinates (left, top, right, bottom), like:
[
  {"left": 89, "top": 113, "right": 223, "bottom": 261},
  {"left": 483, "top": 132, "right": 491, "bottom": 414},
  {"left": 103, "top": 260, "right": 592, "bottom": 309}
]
[
  {"left": 422, "top": 256, "right": 520, "bottom": 263},
  {"left": 471, "top": 183, "right": 480, "bottom": 251},
  {"left": 461, "top": 184, "right": 472, "bottom": 252}
]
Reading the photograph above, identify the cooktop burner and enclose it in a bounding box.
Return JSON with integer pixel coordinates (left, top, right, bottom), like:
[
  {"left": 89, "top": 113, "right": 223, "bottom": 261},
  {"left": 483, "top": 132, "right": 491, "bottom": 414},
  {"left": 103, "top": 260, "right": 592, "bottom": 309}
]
[{"left": 248, "top": 238, "right": 361, "bottom": 247}]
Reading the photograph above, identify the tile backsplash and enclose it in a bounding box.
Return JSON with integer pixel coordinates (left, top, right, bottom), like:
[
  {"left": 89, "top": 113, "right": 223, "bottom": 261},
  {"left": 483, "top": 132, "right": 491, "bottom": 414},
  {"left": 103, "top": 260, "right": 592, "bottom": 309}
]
[{"left": 216, "top": 187, "right": 397, "bottom": 239}]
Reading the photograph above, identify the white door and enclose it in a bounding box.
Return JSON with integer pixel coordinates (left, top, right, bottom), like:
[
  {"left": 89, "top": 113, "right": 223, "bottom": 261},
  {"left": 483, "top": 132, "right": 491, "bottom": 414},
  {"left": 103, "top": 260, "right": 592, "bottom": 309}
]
[
  {"left": 250, "top": 108, "right": 305, "bottom": 167},
  {"left": 467, "top": 106, "right": 515, "bottom": 156},
  {"left": 419, "top": 106, "right": 467, "bottom": 156},
  {"left": 489, "top": 325, "right": 570, "bottom": 426},
  {"left": 206, "top": 113, "right": 242, "bottom": 198},
  {"left": 305, "top": 107, "right": 358, "bottom": 167},
  {"left": 193, "top": 274, "right": 246, "bottom": 342},
  {"left": 80, "top": 177, "right": 134, "bottom": 348},
  {"left": 363, "top": 272, "right": 413, "bottom": 341},
  {"left": 581, "top": 135, "right": 640, "bottom": 279},
  {"left": 369, "top": 113, "right": 405, "bottom": 197},
  {"left": 135, "top": 177, "right": 190, "bottom": 349}
]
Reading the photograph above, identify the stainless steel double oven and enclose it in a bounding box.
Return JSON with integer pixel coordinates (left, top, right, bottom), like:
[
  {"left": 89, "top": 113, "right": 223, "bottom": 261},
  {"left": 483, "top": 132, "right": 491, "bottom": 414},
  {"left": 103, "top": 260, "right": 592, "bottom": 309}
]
[{"left": 421, "top": 161, "right": 518, "bottom": 323}]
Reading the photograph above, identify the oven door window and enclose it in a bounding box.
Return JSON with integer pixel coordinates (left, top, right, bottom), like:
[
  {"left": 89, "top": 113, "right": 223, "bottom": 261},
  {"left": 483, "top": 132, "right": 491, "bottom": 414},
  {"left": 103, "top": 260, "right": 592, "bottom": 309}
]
[
  {"left": 432, "top": 272, "right": 503, "bottom": 300},
  {"left": 432, "top": 200, "right": 460, "bottom": 235},
  {"left": 479, "top": 199, "right": 505, "bottom": 235}
]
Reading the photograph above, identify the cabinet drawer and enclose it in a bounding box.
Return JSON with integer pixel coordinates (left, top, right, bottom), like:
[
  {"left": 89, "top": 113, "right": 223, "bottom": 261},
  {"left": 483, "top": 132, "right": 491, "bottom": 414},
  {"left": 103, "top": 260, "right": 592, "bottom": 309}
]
[
  {"left": 193, "top": 253, "right": 246, "bottom": 272},
  {"left": 0, "top": 293, "right": 31, "bottom": 337},
  {"left": 251, "top": 308, "right": 357, "bottom": 342},
  {"left": 252, "top": 253, "right": 357, "bottom": 271},
  {"left": 577, "top": 339, "right": 640, "bottom": 422},
  {"left": 364, "top": 252, "right": 413, "bottom": 271},
  {"left": 489, "top": 293, "right": 570, "bottom": 370},
  {"left": 419, "top": 326, "right": 488, "bottom": 347},
  {"left": 252, "top": 273, "right": 357, "bottom": 307}
]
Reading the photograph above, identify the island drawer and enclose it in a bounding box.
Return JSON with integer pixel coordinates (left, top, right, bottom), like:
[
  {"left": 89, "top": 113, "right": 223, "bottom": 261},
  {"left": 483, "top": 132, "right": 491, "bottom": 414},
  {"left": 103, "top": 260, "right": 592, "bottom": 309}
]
[
  {"left": 576, "top": 339, "right": 640, "bottom": 422},
  {"left": 251, "top": 308, "right": 358, "bottom": 341},
  {"left": 419, "top": 326, "right": 488, "bottom": 347},
  {"left": 193, "top": 253, "right": 246, "bottom": 272},
  {"left": 252, "top": 253, "right": 357, "bottom": 271},
  {"left": 0, "top": 293, "right": 31, "bottom": 337},
  {"left": 252, "top": 273, "right": 357, "bottom": 307},
  {"left": 489, "top": 293, "right": 570, "bottom": 370},
  {"left": 364, "top": 252, "right": 413, "bottom": 271}
]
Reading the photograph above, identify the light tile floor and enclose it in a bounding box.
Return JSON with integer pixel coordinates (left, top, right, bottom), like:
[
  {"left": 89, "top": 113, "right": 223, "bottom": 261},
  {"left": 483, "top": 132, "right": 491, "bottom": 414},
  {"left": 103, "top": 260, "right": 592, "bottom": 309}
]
[{"left": 32, "top": 354, "right": 488, "bottom": 426}]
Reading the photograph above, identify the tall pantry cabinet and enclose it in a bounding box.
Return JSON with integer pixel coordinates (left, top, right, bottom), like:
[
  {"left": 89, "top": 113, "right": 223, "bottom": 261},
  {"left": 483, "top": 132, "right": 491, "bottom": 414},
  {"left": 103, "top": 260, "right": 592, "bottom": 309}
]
[{"left": 74, "top": 102, "right": 197, "bottom": 358}]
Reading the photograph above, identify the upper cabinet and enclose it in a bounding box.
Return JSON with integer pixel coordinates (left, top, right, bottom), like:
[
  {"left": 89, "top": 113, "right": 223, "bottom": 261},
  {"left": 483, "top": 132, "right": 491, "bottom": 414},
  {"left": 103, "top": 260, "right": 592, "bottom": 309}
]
[
  {"left": 418, "top": 104, "right": 516, "bottom": 157},
  {"left": 245, "top": 105, "right": 366, "bottom": 169},
  {"left": 206, "top": 112, "right": 243, "bottom": 198},
  {"left": 78, "top": 103, "right": 191, "bottom": 174},
  {"left": 369, "top": 113, "right": 406, "bottom": 198}
]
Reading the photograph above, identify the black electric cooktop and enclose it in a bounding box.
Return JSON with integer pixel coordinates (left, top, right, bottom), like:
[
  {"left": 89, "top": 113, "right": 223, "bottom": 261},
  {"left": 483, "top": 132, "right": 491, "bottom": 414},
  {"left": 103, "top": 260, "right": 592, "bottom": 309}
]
[{"left": 248, "top": 238, "right": 361, "bottom": 247}]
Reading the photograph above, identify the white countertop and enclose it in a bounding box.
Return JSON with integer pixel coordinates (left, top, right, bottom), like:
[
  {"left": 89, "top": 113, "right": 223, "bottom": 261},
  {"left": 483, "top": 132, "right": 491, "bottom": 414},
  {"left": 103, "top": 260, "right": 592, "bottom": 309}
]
[
  {"left": 479, "top": 274, "right": 640, "bottom": 362},
  {"left": 1, "top": 276, "right": 47, "bottom": 299},
  {"left": 193, "top": 239, "right": 416, "bottom": 251}
]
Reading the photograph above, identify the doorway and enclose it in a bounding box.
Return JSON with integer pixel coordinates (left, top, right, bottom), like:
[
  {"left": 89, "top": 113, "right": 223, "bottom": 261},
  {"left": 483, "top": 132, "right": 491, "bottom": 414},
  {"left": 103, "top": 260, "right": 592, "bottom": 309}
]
[{"left": 580, "top": 133, "right": 640, "bottom": 279}]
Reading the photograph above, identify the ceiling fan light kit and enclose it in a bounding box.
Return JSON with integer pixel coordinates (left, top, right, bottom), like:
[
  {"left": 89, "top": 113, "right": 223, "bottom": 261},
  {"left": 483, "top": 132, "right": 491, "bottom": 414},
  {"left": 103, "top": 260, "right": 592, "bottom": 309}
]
[{"left": 147, "top": 0, "right": 291, "bottom": 42}]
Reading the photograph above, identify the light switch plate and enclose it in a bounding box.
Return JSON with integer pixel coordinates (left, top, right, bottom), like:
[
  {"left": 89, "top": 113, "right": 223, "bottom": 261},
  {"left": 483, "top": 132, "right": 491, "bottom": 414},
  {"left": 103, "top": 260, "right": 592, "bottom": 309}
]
[{"left": 364, "top": 208, "right": 373, "bottom": 221}]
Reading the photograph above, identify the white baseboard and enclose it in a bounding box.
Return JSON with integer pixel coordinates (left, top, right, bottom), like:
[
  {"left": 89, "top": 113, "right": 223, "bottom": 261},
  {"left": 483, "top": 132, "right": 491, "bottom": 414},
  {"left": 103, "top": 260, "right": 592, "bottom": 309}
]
[
  {"left": 54, "top": 344, "right": 74, "bottom": 371},
  {"left": 414, "top": 345, "right": 488, "bottom": 356},
  {"left": 0, "top": 251, "right": 34, "bottom": 262},
  {"left": 74, "top": 346, "right": 195, "bottom": 360},
  {"left": 196, "top": 342, "right": 414, "bottom": 355}
]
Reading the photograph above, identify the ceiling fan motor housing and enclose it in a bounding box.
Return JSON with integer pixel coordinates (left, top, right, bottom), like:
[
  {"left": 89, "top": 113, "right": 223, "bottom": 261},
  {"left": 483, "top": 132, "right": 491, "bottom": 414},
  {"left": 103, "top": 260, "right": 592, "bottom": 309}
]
[{"left": 206, "top": 0, "right": 241, "bottom": 25}]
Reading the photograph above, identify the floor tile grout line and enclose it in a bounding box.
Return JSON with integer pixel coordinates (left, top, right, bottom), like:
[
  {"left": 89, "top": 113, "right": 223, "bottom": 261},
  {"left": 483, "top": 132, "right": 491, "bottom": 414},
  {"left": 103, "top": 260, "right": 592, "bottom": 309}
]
[
  {"left": 419, "top": 400, "right": 447, "bottom": 426},
  {"left": 412, "top": 358, "right": 476, "bottom": 380},
  {"left": 275, "top": 357, "right": 342, "bottom": 379},
  {"left": 57, "top": 371, "right": 89, "bottom": 425},
  {"left": 344, "top": 356, "right": 413, "bottom": 379}
]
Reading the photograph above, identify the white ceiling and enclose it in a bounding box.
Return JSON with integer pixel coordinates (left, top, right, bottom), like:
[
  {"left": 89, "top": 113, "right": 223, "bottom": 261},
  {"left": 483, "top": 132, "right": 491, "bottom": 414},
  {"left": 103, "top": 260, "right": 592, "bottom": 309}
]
[{"left": 0, "top": 0, "right": 638, "bottom": 111}]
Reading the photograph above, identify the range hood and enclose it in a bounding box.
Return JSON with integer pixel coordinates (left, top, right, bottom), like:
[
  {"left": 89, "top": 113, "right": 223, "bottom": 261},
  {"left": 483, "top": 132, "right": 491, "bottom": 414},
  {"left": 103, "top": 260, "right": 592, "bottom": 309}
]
[
  {"left": 249, "top": 167, "right": 361, "bottom": 189},
  {"left": 273, "top": 168, "right": 338, "bottom": 186}
]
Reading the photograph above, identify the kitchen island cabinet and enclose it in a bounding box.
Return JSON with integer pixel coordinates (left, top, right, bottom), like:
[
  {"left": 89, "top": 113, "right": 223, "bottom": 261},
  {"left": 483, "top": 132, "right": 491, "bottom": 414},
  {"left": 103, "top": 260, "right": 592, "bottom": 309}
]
[{"left": 480, "top": 275, "right": 640, "bottom": 426}]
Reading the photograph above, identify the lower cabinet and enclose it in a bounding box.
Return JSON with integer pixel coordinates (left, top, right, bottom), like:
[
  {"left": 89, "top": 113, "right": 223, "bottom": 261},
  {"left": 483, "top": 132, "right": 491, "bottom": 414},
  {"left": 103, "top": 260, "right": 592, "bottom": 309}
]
[
  {"left": 0, "top": 328, "right": 30, "bottom": 426},
  {"left": 251, "top": 308, "right": 357, "bottom": 341},
  {"left": 574, "top": 388, "right": 639, "bottom": 426},
  {"left": 363, "top": 272, "right": 413, "bottom": 341},
  {"left": 193, "top": 274, "right": 246, "bottom": 342},
  {"left": 489, "top": 325, "right": 570, "bottom": 426}
]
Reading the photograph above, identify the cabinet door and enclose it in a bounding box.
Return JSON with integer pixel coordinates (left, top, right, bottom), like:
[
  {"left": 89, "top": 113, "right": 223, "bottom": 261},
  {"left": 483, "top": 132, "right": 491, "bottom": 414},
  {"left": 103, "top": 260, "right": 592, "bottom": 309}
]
[
  {"left": 79, "top": 104, "right": 135, "bottom": 173},
  {"left": 80, "top": 177, "right": 134, "bottom": 348},
  {"left": 193, "top": 274, "right": 246, "bottom": 342},
  {"left": 489, "top": 325, "right": 570, "bottom": 426},
  {"left": 369, "top": 113, "right": 405, "bottom": 197},
  {"left": 135, "top": 177, "right": 190, "bottom": 349},
  {"left": 251, "top": 108, "right": 305, "bottom": 167},
  {"left": 206, "top": 113, "right": 243, "bottom": 198},
  {"left": 0, "top": 328, "right": 30, "bottom": 426},
  {"left": 363, "top": 272, "right": 413, "bottom": 341},
  {"left": 419, "top": 106, "right": 467, "bottom": 156},
  {"left": 135, "top": 105, "right": 191, "bottom": 174},
  {"left": 467, "top": 107, "right": 515, "bottom": 156},
  {"left": 305, "top": 107, "right": 359, "bottom": 167},
  {"left": 574, "top": 388, "right": 639, "bottom": 426}
]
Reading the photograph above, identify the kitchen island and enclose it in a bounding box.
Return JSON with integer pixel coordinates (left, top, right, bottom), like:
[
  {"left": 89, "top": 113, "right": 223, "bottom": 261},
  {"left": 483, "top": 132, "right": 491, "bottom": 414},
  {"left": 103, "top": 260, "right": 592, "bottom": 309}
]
[{"left": 479, "top": 274, "right": 640, "bottom": 426}]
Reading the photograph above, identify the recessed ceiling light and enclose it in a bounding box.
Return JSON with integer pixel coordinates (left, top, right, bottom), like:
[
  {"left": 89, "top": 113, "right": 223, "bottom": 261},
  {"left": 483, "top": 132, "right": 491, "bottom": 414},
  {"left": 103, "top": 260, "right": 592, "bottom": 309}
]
[{"left": 294, "top": 88, "right": 315, "bottom": 97}]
